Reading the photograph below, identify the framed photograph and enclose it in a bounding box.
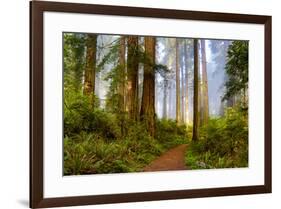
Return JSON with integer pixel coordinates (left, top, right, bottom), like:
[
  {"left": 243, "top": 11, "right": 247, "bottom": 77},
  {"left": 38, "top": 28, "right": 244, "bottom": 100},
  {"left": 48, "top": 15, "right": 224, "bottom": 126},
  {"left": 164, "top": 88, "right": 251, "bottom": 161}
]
[{"left": 30, "top": 1, "right": 272, "bottom": 208}]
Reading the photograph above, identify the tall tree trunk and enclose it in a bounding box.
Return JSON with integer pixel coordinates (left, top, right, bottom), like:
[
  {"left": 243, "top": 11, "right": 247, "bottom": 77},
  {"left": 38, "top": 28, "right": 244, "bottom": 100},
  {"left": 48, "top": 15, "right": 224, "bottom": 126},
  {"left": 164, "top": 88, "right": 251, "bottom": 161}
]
[
  {"left": 200, "top": 39, "right": 209, "bottom": 124},
  {"left": 169, "top": 82, "right": 173, "bottom": 118},
  {"left": 184, "top": 41, "right": 189, "bottom": 124},
  {"left": 180, "top": 46, "right": 185, "bottom": 123},
  {"left": 118, "top": 37, "right": 126, "bottom": 137},
  {"left": 83, "top": 34, "right": 97, "bottom": 96},
  {"left": 140, "top": 37, "right": 156, "bottom": 137},
  {"left": 118, "top": 37, "right": 126, "bottom": 113},
  {"left": 127, "top": 36, "right": 139, "bottom": 120},
  {"left": 176, "top": 39, "right": 181, "bottom": 124},
  {"left": 198, "top": 42, "right": 203, "bottom": 126},
  {"left": 198, "top": 73, "right": 203, "bottom": 126},
  {"left": 192, "top": 39, "right": 199, "bottom": 141},
  {"left": 163, "top": 77, "right": 168, "bottom": 119}
]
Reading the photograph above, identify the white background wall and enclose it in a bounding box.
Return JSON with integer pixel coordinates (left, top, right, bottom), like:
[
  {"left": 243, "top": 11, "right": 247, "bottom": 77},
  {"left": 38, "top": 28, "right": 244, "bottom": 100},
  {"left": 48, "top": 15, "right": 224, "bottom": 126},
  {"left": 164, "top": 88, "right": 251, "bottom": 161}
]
[{"left": 0, "top": 0, "right": 279, "bottom": 208}]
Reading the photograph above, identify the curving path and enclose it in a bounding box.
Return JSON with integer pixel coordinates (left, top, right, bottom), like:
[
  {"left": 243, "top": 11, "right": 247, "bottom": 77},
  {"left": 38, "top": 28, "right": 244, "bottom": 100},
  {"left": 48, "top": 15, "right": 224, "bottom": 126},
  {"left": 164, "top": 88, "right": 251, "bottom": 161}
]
[{"left": 143, "top": 144, "right": 188, "bottom": 172}]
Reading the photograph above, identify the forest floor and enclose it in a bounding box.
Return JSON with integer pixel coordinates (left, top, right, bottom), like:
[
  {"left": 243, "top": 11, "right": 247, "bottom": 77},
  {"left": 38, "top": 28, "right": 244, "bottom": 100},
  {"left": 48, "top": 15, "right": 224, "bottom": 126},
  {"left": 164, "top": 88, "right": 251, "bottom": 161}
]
[{"left": 143, "top": 144, "right": 188, "bottom": 172}]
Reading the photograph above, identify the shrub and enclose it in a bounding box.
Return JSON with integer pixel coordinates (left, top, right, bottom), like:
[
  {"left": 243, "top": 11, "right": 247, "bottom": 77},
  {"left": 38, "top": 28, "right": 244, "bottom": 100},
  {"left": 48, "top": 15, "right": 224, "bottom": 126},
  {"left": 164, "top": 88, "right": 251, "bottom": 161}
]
[
  {"left": 185, "top": 107, "right": 248, "bottom": 169},
  {"left": 64, "top": 91, "right": 190, "bottom": 175},
  {"left": 64, "top": 133, "right": 99, "bottom": 175},
  {"left": 156, "top": 119, "right": 188, "bottom": 149},
  {"left": 64, "top": 129, "right": 165, "bottom": 175},
  {"left": 64, "top": 91, "right": 121, "bottom": 139}
]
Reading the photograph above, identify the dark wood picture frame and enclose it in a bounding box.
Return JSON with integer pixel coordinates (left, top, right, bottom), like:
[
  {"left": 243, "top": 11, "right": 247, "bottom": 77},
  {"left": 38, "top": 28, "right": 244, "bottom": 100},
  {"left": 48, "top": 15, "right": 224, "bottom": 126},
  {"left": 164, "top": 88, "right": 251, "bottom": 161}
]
[{"left": 30, "top": 1, "right": 272, "bottom": 208}]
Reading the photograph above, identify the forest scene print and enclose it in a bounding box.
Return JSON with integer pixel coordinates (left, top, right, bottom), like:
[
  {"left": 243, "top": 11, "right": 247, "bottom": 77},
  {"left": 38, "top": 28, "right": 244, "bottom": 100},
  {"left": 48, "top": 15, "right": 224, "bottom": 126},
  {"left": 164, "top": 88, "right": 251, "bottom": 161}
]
[{"left": 63, "top": 32, "right": 249, "bottom": 175}]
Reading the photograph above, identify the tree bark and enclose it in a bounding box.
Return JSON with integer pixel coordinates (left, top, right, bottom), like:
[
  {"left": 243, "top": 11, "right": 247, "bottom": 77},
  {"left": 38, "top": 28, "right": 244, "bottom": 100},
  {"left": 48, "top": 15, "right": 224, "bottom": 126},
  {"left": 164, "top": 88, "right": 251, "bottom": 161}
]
[
  {"left": 140, "top": 37, "right": 156, "bottom": 137},
  {"left": 127, "top": 36, "right": 139, "bottom": 120},
  {"left": 180, "top": 45, "right": 185, "bottom": 123},
  {"left": 198, "top": 70, "right": 203, "bottom": 126},
  {"left": 184, "top": 41, "right": 189, "bottom": 124},
  {"left": 192, "top": 39, "right": 199, "bottom": 141},
  {"left": 200, "top": 39, "right": 209, "bottom": 124},
  {"left": 118, "top": 37, "right": 126, "bottom": 137},
  {"left": 163, "top": 77, "right": 168, "bottom": 119},
  {"left": 118, "top": 37, "right": 126, "bottom": 113},
  {"left": 83, "top": 34, "right": 97, "bottom": 96},
  {"left": 176, "top": 39, "right": 181, "bottom": 124},
  {"left": 169, "top": 81, "right": 173, "bottom": 118}
]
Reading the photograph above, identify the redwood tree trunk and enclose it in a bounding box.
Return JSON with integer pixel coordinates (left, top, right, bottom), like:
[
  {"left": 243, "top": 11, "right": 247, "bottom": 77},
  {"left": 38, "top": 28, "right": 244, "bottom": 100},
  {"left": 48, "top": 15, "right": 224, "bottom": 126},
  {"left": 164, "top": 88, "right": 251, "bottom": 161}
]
[
  {"left": 184, "top": 41, "right": 189, "bottom": 124},
  {"left": 200, "top": 39, "right": 209, "bottom": 124},
  {"left": 180, "top": 45, "right": 185, "bottom": 123},
  {"left": 118, "top": 37, "right": 126, "bottom": 113},
  {"left": 163, "top": 77, "right": 168, "bottom": 119},
  {"left": 127, "top": 36, "right": 139, "bottom": 121},
  {"left": 176, "top": 39, "right": 181, "bottom": 124},
  {"left": 140, "top": 37, "right": 156, "bottom": 137},
  {"left": 192, "top": 39, "right": 199, "bottom": 141},
  {"left": 198, "top": 71, "right": 203, "bottom": 126},
  {"left": 169, "top": 82, "right": 173, "bottom": 118},
  {"left": 83, "top": 34, "right": 97, "bottom": 96},
  {"left": 118, "top": 37, "right": 126, "bottom": 137}
]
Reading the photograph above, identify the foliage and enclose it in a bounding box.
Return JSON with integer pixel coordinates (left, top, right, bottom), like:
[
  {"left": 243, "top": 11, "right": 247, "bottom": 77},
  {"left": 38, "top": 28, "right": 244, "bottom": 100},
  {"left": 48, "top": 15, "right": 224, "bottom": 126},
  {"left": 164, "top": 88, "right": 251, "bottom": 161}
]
[
  {"left": 64, "top": 118, "right": 189, "bottom": 175},
  {"left": 63, "top": 33, "right": 249, "bottom": 175},
  {"left": 64, "top": 91, "right": 121, "bottom": 140},
  {"left": 64, "top": 104, "right": 188, "bottom": 174},
  {"left": 96, "top": 38, "right": 120, "bottom": 72},
  {"left": 64, "top": 33, "right": 86, "bottom": 90},
  {"left": 185, "top": 107, "right": 248, "bottom": 169},
  {"left": 223, "top": 41, "right": 248, "bottom": 102},
  {"left": 105, "top": 65, "right": 126, "bottom": 113},
  {"left": 156, "top": 119, "right": 188, "bottom": 148}
]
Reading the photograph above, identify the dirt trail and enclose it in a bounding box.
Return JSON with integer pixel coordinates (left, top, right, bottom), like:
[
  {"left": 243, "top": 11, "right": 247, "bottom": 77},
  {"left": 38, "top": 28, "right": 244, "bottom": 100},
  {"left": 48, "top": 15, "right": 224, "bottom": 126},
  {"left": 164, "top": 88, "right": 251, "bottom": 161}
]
[{"left": 143, "top": 144, "right": 188, "bottom": 172}]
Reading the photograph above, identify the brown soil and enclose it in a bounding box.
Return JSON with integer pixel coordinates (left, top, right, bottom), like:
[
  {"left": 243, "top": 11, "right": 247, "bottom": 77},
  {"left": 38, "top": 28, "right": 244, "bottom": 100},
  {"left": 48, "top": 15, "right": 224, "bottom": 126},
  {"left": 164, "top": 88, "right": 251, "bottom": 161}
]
[{"left": 143, "top": 144, "right": 188, "bottom": 172}]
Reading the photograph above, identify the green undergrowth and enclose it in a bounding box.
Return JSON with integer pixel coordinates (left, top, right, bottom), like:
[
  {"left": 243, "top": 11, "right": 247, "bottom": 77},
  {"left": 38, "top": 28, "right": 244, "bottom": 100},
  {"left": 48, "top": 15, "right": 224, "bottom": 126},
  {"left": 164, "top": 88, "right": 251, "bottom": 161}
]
[
  {"left": 185, "top": 107, "right": 248, "bottom": 169},
  {"left": 63, "top": 94, "right": 189, "bottom": 175},
  {"left": 64, "top": 131, "right": 163, "bottom": 175}
]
